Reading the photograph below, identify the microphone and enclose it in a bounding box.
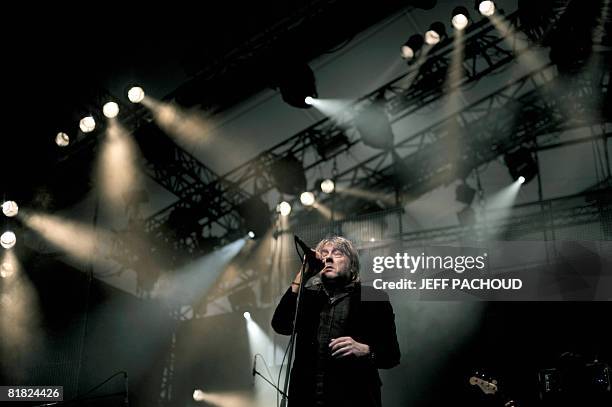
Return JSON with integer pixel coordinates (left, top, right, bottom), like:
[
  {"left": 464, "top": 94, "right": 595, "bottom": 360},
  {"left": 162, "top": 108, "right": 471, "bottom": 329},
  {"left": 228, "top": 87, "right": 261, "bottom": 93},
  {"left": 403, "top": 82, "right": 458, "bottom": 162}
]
[{"left": 294, "top": 235, "right": 324, "bottom": 271}]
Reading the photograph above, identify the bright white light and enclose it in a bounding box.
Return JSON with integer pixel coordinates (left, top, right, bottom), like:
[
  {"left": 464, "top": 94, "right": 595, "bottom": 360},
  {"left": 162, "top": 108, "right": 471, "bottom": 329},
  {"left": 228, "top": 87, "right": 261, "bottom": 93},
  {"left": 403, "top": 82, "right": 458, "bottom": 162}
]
[
  {"left": 304, "top": 96, "right": 314, "bottom": 105},
  {"left": 1, "top": 231, "right": 16, "bottom": 249},
  {"left": 479, "top": 1, "right": 495, "bottom": 16},
  {"left": 424, "top": 30, "right": 441, "bottom": 45},
  {"left": 102, "top": 101, "right": 120, "bottom": 118},
  {"left": 56, "top": 132, "right": 70, "bottom": 147},
  {"left": 300, "top": 191, "right": 315, "bottom": 206},
  {"left": 243, "top": 311, "right": 251, "bottom": 320},
  {"left": 518, "top": 176, "right": 526, "bottom": 184},
  {"left": 0, "top": 262, "right": 14, "bottom": 278},
  {"left": 128, "top": 86, "right": 145, "bottom": 103},
  {"left": 79, "top": 116, "right": 96, "bottom": 133},
  {"left": 248, "top": 231, "right": 255, "bottom": 239},
  {"left": 401, "top": 45, "right": 415, "bottom": 59},
  {"left": 320, "top": 179, "right": 335, "bottom": 194},
  {"left": 193, "top": 389, "right": 205, "bottom": 401},
  {"left": 452, "top": 14, "right": 469, "bottom": 30},
  {"left": 278, "top": 201, "right": 292, "bottom": 216},
  {"left": 370, "top": 237, "right": 376, "bottom": 242},
  {"left": 2, "top": 201, "right": 18, "bottom": 217}
]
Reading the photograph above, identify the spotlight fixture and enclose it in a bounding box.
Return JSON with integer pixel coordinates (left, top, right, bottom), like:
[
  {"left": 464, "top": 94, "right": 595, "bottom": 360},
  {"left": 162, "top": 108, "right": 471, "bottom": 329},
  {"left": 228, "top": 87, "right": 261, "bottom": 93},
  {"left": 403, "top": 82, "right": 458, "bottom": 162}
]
[
  {"left": 304, "top": 96, "right": 315, "bottom": 105},
  {"left": 477, "top": 1, "right": 495, "bottom": 16},
  {"left": 278, "top": 201, "right": 292, "bottom": 216},
  {"left": 1, "top": 231, "right": 16, "bottom": 249},
  {"left": 320, "top": 179, "right": 335, "bottom": 194},
  {"left": 102, "top": 101, "right": 120, "bottom": 118},
  {"left": 236, "top": 197, "right": 272, "bottom": 239},
  {"left": 504, "top": 147, "right": 538, "bottom": 184},
  {"left": 451, "top": 6, "right": 470, "bottom": 30},
  {"left": 425, "top": 22, "right": 446, "bottom": 45},
  {"left": 2, "top": 201, "right": 18, "bottom": 217},
  {"left": 128, "top": 86, "right": 145, "bottom": 103},
  {"left": 56, "top": 132, "right": 70, "bottom": 147},
  {"left": 228, "top": 285, "right": 256, "bottom": 313},
  {"left": 300, "top": 191, "right": 315, "bottom": 207},
  {"left": 278, "top": 62, "right": 317, "bottom": 109},
  {"left": 401, "top": 34, "right": 424, "bottom": 60},
  {"left": 79, "top": 116, "right": 96, "bottom": 133},
  {"left": 314, "top": 133, "right": 351, "bottom": 160},
  {"left": 455, "top": 184, "right": 476, "bottom": 205},
  {"left": 193, "top": 390, "right": 205, "bottom": 402},
  {"left": 269, "top": 154, "right": 307, "bottom": 196}
]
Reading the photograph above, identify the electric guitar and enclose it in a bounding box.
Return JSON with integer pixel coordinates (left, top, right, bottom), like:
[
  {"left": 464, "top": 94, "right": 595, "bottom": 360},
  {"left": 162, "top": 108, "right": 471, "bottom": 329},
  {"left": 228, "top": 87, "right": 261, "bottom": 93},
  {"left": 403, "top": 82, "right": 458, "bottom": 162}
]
[{"left": 469, "top": 372, "right": 517, "bottom": 407}]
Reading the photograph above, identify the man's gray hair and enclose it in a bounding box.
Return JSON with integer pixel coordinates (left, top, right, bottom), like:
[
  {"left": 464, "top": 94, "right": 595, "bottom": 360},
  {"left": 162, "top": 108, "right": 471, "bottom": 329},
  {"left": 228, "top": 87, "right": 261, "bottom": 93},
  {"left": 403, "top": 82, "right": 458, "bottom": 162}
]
[{"left": 315, "top": 236, "right": 360, "bottom": 281}]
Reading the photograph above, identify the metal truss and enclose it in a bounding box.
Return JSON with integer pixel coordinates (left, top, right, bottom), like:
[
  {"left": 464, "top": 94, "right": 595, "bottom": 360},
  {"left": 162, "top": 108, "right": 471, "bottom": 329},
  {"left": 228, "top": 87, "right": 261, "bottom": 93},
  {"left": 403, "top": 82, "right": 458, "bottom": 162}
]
[
  {"left": 145, "top": 10, "right": 530, "bottom": 239},
  {"left": 139, "top": 124, "right": 252, "bottom": 245},
  {"left": 397, "top": 187, "right": 612, "bottom": 245},
  {"left": 313, "top": 57, "right": 611, "bottom": 216}
]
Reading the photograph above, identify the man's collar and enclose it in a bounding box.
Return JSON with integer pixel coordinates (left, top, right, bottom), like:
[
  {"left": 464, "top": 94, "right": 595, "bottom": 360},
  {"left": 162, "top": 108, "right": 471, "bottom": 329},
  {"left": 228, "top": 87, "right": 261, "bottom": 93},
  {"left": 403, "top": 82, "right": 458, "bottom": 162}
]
[{"left": 305, "top": 276, "right": 357, "bottom": 292}]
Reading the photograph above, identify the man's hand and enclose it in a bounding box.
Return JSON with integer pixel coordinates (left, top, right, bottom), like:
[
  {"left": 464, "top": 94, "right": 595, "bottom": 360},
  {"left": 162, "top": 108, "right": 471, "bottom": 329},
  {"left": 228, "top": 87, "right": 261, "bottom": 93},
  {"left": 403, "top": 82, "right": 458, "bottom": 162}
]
[
  {"left": 291, "top": 250, "right": 323, "bottom": 293},
  {"left": 329, "top": 337, "right": 370, "bottom": 358}
]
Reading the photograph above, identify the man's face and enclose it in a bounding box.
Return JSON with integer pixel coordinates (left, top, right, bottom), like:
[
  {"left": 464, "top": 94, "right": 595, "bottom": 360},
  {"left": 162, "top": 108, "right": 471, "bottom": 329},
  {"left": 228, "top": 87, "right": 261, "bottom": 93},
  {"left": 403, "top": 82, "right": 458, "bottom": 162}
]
[{"left": 318, "top": 242, "right": 350, "bottom": 282}]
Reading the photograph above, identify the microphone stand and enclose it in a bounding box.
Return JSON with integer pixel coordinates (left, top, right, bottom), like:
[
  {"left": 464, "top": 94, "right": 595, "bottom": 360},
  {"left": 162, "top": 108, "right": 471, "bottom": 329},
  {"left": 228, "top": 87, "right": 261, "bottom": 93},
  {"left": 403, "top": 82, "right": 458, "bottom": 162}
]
[
  {"left": 253, "top": 369, "right": 288, "bottom": 399},
  {"left": 279, "top": 254, "right": 308, "bottom": 407}
]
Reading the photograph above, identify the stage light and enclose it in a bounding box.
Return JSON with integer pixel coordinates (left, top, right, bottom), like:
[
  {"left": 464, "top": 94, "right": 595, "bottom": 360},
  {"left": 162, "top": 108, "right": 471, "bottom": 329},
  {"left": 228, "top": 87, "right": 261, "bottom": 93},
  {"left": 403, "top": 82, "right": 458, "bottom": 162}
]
[
  {"left": 504, "top": 147, "right": 538, "bottom": 185},
  {"left": 102, "top": 101, "right": 119, "bottom": 118},
  {"left": 248, "top": 231, "right": 256, "bottom": 239},
  {"left": 320, "top": 179, "right": 335, "bottom": 194},
  {"left": 128, "top": 86, "right": 145, "bottom": 103},
  {"left": 305, "top": 96, "right": 314, "bottom": 105},
  {"left": 452, "top": 6, "right": 470, "bottom": 30},
  {"left": 278, "top": 62, "right": 317, "bottom": 109},
  {"left": 0, "top": 262, "right": 14, "bottom": 278},
  {"left": 55, "top": 132, "right": 70, "bottom": 147},
  {"left": 79, "top": 116, "right": 96, "bottom": 133},
  {"left": 315, "top": 133, "right": 350, "bottom": 160},
  {"left": 1, "top": 231, "right": 16, "bottom": 249},
  {"left": 237, "top": 197, "right": 271, "bottom": 239},
  {"left": 278, "top": 201, "right": 292, "bottom": 216},
  {"left": 2, "top": 201, "right": 18, "bottom": 217},
  {"left": 193, "top": 389, "right": 205, "bottom": 401},
  {"left": 518, "top": 176, "right": 526, "bottom": 184},
  {"left": 477, "top": 1, "right": 495, "bottom": 16},
  {"left": 401, "top": 34, "right": 424, "bottom": 60},
  {"left": 228, "top": 285, "right": 256, "bottom": 312},
  {"left": 455, "top": 184, "right": 476, "bottom": 205},
  {"left": 425, "top": 22, "right": 446, "bottom": 45},
  {"left": 269, "top": 154, "right": 307, "bottom": 195},
  {"left": 300, "top": 191, "right": 315, "bottom": 207}
]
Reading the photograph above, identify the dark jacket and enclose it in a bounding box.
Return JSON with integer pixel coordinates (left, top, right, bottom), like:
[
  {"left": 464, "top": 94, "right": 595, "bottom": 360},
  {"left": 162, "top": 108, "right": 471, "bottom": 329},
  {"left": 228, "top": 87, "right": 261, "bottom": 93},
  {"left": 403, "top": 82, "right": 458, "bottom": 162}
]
[{"left": 272, "top": 283, "right": 400, "bottom": 407}]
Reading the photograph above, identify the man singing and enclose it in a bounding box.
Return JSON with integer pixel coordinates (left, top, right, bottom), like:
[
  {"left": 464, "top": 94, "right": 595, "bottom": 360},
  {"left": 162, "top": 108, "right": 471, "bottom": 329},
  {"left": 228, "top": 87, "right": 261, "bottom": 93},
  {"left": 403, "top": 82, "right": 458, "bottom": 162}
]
[{"left": 272, "top": 236, "right": 400, "bottom": 407}]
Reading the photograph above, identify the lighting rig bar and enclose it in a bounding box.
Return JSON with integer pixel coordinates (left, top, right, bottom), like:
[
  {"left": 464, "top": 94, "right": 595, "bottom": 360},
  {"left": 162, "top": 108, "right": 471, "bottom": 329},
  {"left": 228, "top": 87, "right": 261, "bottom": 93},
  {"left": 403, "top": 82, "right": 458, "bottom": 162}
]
[
  {"left": 397, "top": 187, "right": 612, "bottom": 245},
  {"left": 307, "top": 57, "right": 610, "bottom": 217},
  {"left": 146, "top": 10, "right": 527, "bottom": 239}
]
